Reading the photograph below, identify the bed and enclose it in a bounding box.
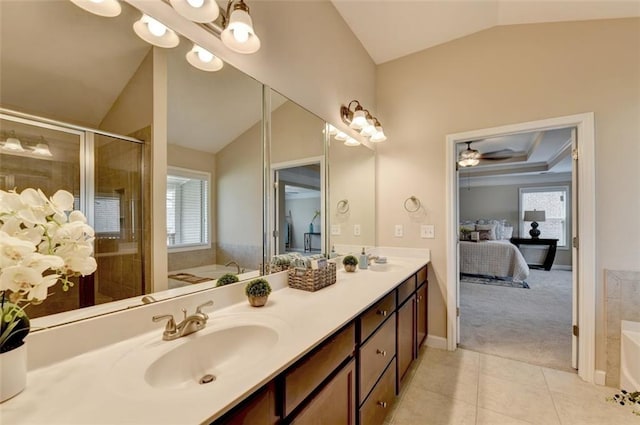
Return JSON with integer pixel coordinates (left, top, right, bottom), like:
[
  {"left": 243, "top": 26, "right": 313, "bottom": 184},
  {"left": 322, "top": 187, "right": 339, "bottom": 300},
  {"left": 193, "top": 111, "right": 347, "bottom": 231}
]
[{"left": 459, "top": 240, "right": 529, "bottom": 283}]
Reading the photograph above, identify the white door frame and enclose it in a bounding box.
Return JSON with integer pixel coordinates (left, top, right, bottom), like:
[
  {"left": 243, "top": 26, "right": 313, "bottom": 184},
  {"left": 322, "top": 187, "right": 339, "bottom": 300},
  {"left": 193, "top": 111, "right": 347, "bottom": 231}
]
[
  {"left": 445, "top": 113, "right": 596, "bottom": 383},
  {"left": 270, "top": 156, "right": 326, "bottom": 257}
]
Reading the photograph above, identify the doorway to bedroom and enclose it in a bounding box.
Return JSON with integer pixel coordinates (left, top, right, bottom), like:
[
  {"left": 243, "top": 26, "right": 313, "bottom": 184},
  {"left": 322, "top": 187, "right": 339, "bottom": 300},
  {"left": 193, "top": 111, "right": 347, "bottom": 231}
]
[
  {"left": 446, "top": 114, "right": 597, "bottom": 381},
  {"left": 457, "top": 127, "right": 575, "bottom": 371}
]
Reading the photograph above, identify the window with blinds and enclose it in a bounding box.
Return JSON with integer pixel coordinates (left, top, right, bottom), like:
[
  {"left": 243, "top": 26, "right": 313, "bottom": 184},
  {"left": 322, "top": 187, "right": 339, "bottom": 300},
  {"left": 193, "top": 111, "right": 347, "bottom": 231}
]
[
  {"left": 519, "top": 186, "right": 569, "bottom": 247},
  {"left": 167, "top": 167, "right": 210, "bottom": 250}
]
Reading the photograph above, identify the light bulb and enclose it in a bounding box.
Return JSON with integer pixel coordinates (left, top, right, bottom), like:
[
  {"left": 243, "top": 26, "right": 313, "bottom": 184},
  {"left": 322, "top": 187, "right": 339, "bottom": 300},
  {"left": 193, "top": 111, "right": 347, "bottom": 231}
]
[
  {"left": 233, "top": 26, "right": 250, "bottom": 43},
  {"left": 197, "top": 48, "right": 214, "bottom": 63},
  {"left": 146, "top": 17, "right": 167, "bottom": 37},
  {"left": 186, "top": 0, "right": 205, "bottom": 7}
]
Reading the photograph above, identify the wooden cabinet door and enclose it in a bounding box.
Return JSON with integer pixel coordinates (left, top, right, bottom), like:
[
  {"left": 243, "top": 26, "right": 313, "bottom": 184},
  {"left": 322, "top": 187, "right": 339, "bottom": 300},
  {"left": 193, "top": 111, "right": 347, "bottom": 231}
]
[
  {"left": 215, "top": 382, "right": 277, "bottom": 425},
  {"left": 291, "top": 359, "right": 356, "bottom": 425},
  {"left": 396, "top": 298, "right": 415, "bottom": 388},
  {"left": 360, "top": 359, "right": 396, "bottom": 425},
  {"left": 416, "top": 283, "right": 428, "bottom": 351}
]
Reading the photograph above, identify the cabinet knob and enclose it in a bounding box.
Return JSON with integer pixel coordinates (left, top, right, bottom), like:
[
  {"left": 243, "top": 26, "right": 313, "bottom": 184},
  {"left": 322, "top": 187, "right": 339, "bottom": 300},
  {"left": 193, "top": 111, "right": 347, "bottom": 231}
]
[
  {"left": 376, "top": 349, "right": 387, "bottom": 357},
  {"left": 376, "top": 309, "right": 388, "bottom": 317},
  {"left": 377, "top": 401, "right": 388, "bottom": 408}
]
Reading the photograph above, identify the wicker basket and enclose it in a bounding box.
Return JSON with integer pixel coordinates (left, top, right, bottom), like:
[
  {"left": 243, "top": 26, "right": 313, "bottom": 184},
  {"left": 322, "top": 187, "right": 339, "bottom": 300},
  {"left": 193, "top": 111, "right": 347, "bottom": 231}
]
[
  {"left": 269, "top": 264, "right": 291, "bottom": 274},
  {"left": 288, "top": 262, "right": 337, "bottom": 292}
]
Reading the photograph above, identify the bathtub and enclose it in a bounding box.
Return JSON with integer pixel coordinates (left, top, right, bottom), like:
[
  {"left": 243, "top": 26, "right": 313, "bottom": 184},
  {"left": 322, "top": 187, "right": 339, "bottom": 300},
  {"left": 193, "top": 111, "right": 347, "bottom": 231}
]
[
  {"left": 168, "top": 264, "right": 258, "bottom": 289},
  {"left": 621, "top": 320, "right": 640, "bottom": 392}
]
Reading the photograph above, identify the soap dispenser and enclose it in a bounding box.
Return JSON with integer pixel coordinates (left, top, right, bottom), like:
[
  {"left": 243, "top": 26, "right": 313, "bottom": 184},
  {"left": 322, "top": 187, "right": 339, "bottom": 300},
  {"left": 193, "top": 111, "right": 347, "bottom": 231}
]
[
  {"left": 359, "top": 247, "right": 368, "bottom": 269},
  {"left": 329, "top": 245, "right": 337, "bottom": 259}
]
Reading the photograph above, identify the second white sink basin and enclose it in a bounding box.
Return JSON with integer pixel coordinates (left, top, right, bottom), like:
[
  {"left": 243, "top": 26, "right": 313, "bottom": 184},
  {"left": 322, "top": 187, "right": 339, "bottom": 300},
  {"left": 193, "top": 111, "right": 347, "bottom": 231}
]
[{"left": 145, "top": 324, "right": 278, "bottom": 389}]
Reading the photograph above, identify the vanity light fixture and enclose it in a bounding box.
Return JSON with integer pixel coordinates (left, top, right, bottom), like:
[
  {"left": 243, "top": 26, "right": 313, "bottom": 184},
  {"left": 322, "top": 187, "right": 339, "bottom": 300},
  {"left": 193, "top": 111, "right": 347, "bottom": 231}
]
[
  {"left": 458, "top": 141, "right": 480, "bottom": 167},
  {"left": 133, "top": 14, "right": 180, "bottom": 48},
  {"left": 32, "top": 137, "right": 53, "bottom": 157},
  {"left": 1, "top": 131, "right": 25, "bottom": 152},
  {"left": 69, "top": 0, "right": 122, "bottom": 18},
  {"left": 169, "top": 0, "right": 219, "bottom": 23},
  {"left": 186, "top": 44, "right": 224, "bottom": 71},
  {"left": 220, "top": 0, "right": 261, "bottom": 54},
  {"left": 340, "top": 100, "right": 387, "bottom": 143}
]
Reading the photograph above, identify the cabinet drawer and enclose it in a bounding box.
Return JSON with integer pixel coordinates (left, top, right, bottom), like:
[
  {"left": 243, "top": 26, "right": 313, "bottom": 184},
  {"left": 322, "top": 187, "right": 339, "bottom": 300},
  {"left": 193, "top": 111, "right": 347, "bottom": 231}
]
[
  {"left": 359, "top": 359, "right": 396, "bottom": 425},
  {"left": 284, "top": 323, "right": 355, "bottom": 417},
  {"left": 417, "top": 266, "right": 428, "bottom": 285},
  {"left": 360, "top": 292, "right": 396, "bottom": 343},
  {"left": 397, "top": 275, "right": 416, "bottom": 305},
  {"left": 359, "top": 313, "right": 396, "bottom": 401}
]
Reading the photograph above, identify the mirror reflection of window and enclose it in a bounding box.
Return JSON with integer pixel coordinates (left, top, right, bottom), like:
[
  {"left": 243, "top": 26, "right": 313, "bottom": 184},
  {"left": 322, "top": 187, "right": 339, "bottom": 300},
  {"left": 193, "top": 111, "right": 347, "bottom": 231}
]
[{"left": 167, "top": 167, "right": 210, "bottom": 250}]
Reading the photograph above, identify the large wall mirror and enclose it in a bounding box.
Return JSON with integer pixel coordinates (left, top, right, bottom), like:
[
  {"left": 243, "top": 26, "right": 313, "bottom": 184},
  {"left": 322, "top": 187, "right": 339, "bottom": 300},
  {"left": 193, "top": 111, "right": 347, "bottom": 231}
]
[{"left": 0, "top": 1, "right": 376, "bottom": 329}]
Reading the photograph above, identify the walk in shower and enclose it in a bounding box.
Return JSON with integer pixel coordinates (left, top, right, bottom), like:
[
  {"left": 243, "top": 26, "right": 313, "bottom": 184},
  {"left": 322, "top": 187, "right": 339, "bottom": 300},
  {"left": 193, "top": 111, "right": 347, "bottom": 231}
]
[{"left": 0, "top": 110, "right": 148, "bottom": 318}]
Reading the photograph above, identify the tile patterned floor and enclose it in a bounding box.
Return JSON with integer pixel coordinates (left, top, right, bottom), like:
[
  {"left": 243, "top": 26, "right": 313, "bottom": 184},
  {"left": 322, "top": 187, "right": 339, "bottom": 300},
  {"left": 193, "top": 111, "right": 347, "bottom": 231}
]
[{"left": 385, "top": 347, "right": 640, "bottom": 425}]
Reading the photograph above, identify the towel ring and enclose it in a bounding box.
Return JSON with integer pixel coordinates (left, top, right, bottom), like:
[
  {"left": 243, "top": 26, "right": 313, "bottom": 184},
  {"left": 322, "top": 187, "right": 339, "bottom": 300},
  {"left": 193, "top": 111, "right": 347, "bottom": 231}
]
[
  {"left": 404, "top": 196, "right": 421, "bottom": 213},
  {"left": 337, "top": 199, "right": 350, "bottom": 214}
]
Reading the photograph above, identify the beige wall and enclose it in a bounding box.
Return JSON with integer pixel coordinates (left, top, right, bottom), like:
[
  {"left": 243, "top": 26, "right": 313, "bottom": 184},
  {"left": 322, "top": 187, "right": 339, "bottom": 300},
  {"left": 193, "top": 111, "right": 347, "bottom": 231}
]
[
  {"left": 459, "top": 181, "right": 573, "bottom": 267},
  {"left": 376, "top": 18, "right": 640, "bottom": 372},
  {"left": 99, "top": 50, "right": 153, "bottom": 135},
  {"left": 166, "top": 144, "right": 217, "bottom": 272},
  {"left": 271, "top": 100, "right": 325, "bottom": 164}
]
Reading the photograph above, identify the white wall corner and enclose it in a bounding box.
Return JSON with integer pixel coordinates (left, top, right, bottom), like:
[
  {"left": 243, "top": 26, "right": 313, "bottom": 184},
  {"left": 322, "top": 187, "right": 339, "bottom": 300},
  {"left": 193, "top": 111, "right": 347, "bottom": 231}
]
[
  {"left": 426, "top": 334, "right": 448, "bottom": 350},
  {"left": 594, "top": 369, "right": 607, "bottom": 386}
]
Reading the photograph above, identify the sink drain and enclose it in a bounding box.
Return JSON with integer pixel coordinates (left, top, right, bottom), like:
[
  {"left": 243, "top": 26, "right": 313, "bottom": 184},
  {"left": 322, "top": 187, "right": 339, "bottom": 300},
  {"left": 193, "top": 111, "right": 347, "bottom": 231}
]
[{"left": 199, "top": 374, "right": 216, "bottom": 385}]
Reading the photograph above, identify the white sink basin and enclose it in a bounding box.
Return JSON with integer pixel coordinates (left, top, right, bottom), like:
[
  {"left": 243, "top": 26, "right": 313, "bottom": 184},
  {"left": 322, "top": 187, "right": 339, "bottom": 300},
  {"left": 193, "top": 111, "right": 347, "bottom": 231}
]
[
  {"left": 369, "top": 262, "right": 395, "bottom": 272},
  {"left": 109, "top": 313, "right": 287, "bottom": 393},
  {"left": 145, "top": 324, "right": 278, "bottom": 389}
]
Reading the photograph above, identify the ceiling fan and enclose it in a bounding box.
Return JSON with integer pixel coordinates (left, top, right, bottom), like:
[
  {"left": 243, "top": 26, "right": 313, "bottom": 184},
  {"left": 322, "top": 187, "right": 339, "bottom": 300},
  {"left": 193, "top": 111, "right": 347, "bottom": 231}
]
[{"left": 457, "top": 141, "right": 518, "bottom": 167}]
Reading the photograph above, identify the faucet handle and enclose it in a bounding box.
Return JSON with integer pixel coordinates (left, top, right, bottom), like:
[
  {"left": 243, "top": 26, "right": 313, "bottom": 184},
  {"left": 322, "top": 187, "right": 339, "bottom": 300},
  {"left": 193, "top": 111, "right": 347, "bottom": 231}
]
[
  {"left": 196, "top": 300, "right": 214, "bottom": 318},
  {"left": 152, "top": 314, "right": 177, "bottom": 333}
]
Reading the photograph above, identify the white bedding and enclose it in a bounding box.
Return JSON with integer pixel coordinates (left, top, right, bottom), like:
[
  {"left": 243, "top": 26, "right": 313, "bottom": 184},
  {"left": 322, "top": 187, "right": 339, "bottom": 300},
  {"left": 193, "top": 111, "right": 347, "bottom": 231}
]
[{"left": 460, "top": 240, "right": 529, "bottom": 282}]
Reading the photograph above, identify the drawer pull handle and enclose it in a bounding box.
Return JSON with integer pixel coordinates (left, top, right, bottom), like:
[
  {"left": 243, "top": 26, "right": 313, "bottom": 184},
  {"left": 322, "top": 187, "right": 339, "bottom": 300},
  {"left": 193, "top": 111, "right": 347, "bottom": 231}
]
[
  {"left": 376, "top": 349, "right": 387, "bottom": 357},
  {"left": 377, "top": 401, "right": 388, "bottom": 408},
  {"left": 376, "top": 309, "right": 388, "bottom": 317}
]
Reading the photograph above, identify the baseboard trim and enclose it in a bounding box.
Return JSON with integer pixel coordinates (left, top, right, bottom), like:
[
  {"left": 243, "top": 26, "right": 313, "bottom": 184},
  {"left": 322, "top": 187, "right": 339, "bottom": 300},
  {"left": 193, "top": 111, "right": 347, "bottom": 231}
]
[
  {"left": 594, "top": 369, "right": 606, "bottom": 386},
  {"left": 426, "top": 334, "right": 447, "bottom": 350},
  {"left": 552, "top": 265, "right": 573, "bottom": 271}
]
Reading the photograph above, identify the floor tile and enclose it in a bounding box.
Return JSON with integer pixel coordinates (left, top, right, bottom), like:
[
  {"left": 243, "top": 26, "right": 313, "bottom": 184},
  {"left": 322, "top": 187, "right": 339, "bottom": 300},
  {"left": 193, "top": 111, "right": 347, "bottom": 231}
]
[
  {"left": 411, "top": 358, "right": 479, "bottom": 405},
  {"left": 476, "top": 407, "right": 535, "bottom": 425},
  {"left": 551, "top": 390, "right": 640, "bottom": 424},
  {"left": 424, "top": 346, "right": 480, "bottom": 373},
  {"left": 479, "top": 353, "right": 547, "bottom": 388},
  {"left": 390, "top": 387, "right": 476, "bottom": 425},
  {"left": 478, "top": 373, "right": 561, "bottom": 424},
  {"left": 542, "top": 367, "right": 614, "bottom": 399}
]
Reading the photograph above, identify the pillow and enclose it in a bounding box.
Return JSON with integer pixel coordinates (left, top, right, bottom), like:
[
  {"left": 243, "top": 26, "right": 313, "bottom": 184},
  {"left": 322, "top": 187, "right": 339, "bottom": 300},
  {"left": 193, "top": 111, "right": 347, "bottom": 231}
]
[
  {"left": 502, "top": 226, "right": 513, "bottom": 239},
  {"left": 459, "top": 222, "right": 475, "bottom": 241},
  {"left": 475, "top": 223, "right": 497, "bottom": 240}
]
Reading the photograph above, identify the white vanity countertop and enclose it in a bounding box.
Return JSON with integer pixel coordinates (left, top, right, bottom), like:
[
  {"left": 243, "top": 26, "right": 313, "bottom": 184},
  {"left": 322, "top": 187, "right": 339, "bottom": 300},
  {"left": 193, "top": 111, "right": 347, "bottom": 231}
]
[{"left": 1, "top": 256, "right": 429, "bottom": 425}]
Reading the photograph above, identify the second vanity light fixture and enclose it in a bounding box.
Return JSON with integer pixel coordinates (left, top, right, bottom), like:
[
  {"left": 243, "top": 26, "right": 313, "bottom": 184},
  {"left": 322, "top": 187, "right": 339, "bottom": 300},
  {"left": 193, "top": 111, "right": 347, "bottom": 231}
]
[
  {"left": 340, "top": 100, "right": 387, "bottom": 143},
  {"left": 70, "top": 0, "right": 261, "bottom": 73}
]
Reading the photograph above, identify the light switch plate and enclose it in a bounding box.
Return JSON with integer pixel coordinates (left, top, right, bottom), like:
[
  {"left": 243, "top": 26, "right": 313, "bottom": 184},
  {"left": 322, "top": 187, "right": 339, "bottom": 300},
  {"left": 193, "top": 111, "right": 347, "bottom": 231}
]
[
  {"left": 394, "top": 224, "right": 404, "bottom": 237},
  {"left": 331, "top": 224, "right": 341, "bottom": 235},
  {"left": 353, "top": 224, "right": 361, "bottom": 236},
  {"left": 421, "top": 224, "right": 435, "bottom": 239}
]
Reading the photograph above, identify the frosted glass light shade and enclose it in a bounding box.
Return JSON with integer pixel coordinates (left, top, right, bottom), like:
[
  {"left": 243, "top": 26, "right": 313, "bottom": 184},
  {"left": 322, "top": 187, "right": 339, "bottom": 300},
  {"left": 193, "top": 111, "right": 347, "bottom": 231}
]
[
  {"left": 344, "top": 137, "right": 360, "bottom": 147},
  {"left": 334, "top": 131, "right": 348, "bottom": 141},
  {"left": 350, "top": 109, "right": 367, "bottom": 129},
  {"left": 186, "top": 44, "right": 224, "bottom": 72},
  {"left": 221, "top": 9, "right": 260, "bottom": 54},
  {"left": 2, "top": 135, "right": 25, "bottom": 152},
  {"left": 370, "top": 127, "right": 387, "bottom": 143},
  {"left": 33, "top": 143, "right": 53, "bottom": 157},
  {"left": 70, "top": 0, "right": 121, "bottom": 17},
  {"left": 133, "top": 15, "right": 179, "bottom": 48},
  {"left": 169, "top": 0, "right": 220, "bottom": 23}
]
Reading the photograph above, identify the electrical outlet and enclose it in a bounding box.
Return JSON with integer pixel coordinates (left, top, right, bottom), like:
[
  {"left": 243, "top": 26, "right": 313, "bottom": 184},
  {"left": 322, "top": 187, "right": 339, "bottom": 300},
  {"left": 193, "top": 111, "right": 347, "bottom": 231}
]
[
  {"left": 331, "top": 224, "right": 341, "bottom": 235},
  {"left": 394, "top": 224, "right": 404, "bottom": 237},
  {"left": 353, "top": 224, "right": 361, "bottom": 236},
  {"left": 421, "top": 224, "right": 435, "bottom": 239}
]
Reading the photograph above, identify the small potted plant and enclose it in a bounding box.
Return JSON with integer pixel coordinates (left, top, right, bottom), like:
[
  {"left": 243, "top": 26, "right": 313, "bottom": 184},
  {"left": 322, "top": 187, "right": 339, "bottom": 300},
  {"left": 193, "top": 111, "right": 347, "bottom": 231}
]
[
  {"left": 245, "top": 278, "right": 272, "bottom": 307},
  {"left": 216, "top": 273, "right": 239, "bottom": 287},
  {"left": 342, "top": 255, "right": 358, "bottom": 272}
]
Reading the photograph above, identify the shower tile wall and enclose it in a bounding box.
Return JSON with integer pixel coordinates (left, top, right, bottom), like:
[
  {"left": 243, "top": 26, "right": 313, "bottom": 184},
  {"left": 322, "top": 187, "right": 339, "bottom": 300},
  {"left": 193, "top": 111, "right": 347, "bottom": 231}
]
[{"left": 605, "top": 269, "right": 640, "bottom": 388}]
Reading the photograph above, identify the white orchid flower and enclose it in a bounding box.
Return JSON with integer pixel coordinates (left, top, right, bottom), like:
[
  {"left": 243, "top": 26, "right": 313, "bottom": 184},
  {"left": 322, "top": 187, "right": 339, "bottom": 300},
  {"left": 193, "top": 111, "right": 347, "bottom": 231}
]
[
  {"left": 0, "top": 265, "right": 59, "bottom": 302},
  {"left": 21, "top": 252, "right": 65, "bottom": 274},
  {"left": 0, "top": 231, "right": 37, "bottom": 268},
  {"left": 0, "top": 190, "right": 22, "bottom": 215}
]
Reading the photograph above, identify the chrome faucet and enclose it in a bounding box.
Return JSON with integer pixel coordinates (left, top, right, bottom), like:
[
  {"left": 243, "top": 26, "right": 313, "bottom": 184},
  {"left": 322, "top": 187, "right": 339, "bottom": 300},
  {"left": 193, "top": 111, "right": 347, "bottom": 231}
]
[
  {"left": 152, "top": 300, "right": 214, "bottom": 341},
  {"left": 225, "top": 261, "right": 242, "bottom": 274}
]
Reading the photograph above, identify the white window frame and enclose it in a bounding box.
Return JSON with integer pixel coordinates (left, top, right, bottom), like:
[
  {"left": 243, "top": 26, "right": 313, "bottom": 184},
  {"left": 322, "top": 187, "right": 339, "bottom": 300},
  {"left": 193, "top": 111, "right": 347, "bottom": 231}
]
[
  {"left": 518, "top": 185, "right": 569, "bottom": 249},
  {"left": 167, "top": 166, "right": 211, "bottom": 253}
]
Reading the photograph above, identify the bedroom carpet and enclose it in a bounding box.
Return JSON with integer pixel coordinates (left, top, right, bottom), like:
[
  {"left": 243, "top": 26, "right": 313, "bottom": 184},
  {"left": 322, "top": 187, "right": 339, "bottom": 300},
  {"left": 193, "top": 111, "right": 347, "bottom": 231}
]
[
  {"left": 460, "top": 273, "right": 530, "bottom": 289},
  {"left": 459, "top": 269, "right": 574, "bottom": 371}
]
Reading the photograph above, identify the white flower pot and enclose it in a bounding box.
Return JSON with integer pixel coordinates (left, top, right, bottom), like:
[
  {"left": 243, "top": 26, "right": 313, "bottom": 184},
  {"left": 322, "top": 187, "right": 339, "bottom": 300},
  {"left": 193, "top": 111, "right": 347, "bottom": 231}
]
[{"left": 0, "top": 344, "right": 27, "bottom": 403}]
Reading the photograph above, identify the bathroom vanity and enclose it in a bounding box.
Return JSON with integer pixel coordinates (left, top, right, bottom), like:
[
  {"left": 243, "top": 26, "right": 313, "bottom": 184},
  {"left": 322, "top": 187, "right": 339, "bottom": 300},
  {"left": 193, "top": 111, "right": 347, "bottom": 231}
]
[{"left": 1, "top": 255, "right": 429, "bottom": 425}]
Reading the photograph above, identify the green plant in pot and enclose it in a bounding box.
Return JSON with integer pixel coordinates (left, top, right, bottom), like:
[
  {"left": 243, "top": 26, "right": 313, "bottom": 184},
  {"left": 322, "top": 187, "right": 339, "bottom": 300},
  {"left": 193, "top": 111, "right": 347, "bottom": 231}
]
[
  {"left": 245, "top": 278, "right": 272, "bottom": 307},
  {"left": 216, "top": 273, "right": 239, "bottom": 287},
  {"left": 342, "top": 255, "right": 358, "bottom": 272}
]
